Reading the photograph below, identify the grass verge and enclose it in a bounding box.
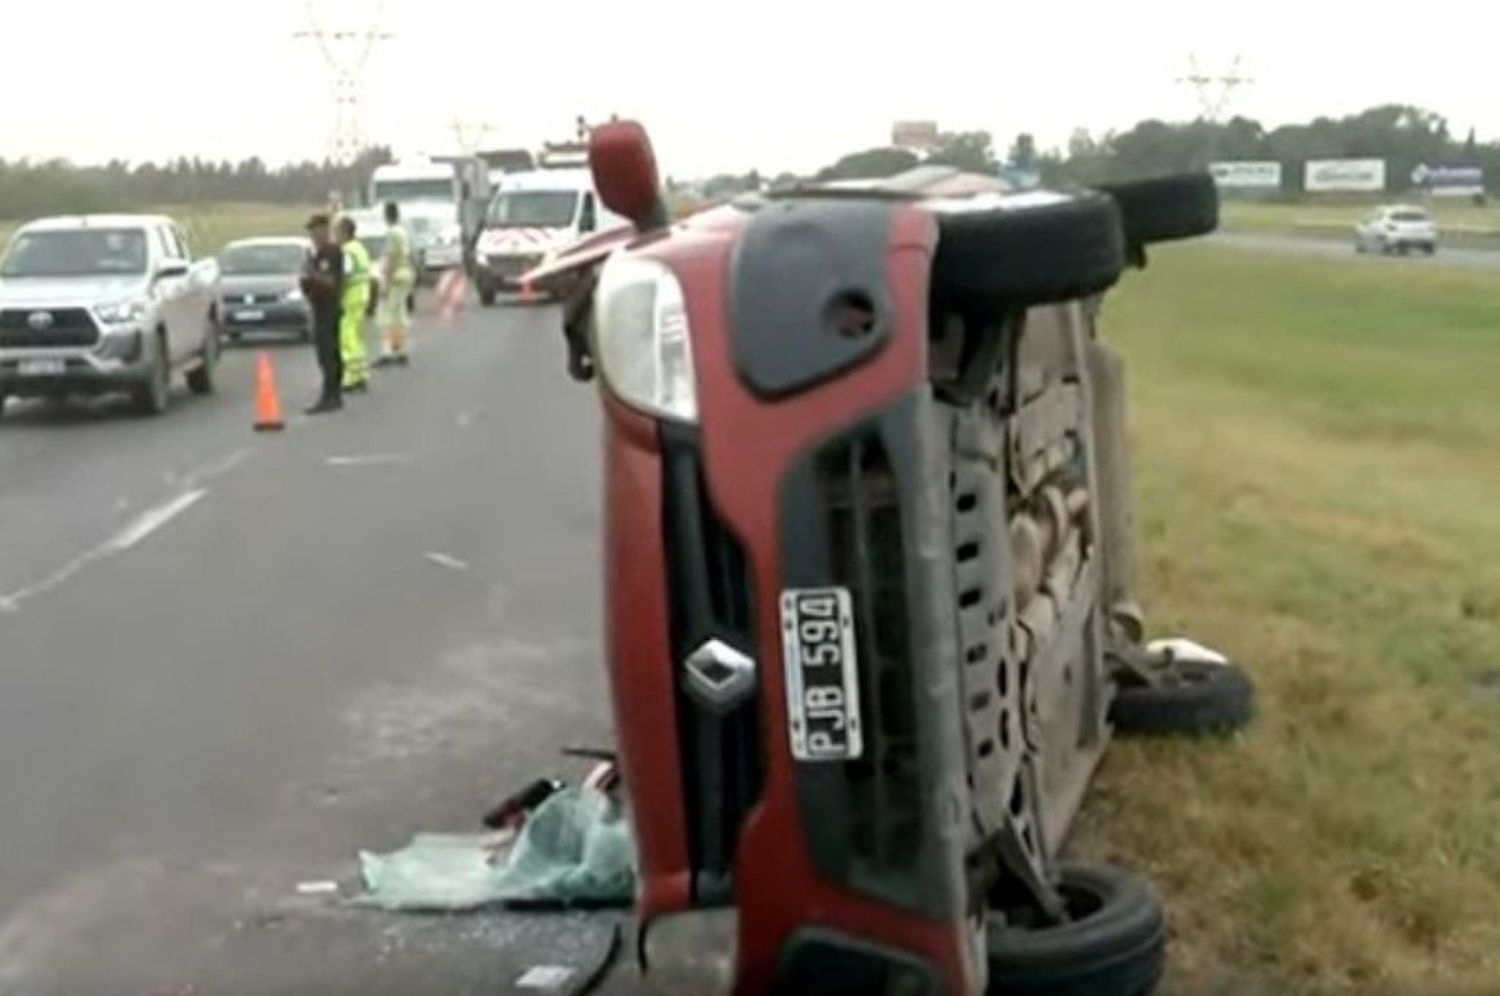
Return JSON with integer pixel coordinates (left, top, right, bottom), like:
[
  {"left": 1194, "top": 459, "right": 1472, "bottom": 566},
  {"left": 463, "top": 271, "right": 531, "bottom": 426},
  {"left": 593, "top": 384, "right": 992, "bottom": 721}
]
[{"left": 1071, "top": 244, "right": 1500, "bottom": 995}]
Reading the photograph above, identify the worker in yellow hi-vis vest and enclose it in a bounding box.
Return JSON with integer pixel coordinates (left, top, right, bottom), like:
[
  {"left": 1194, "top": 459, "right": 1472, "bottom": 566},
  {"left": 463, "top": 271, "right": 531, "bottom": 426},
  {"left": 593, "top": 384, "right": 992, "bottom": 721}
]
[{"left": 335, "top": 215, "right": 372, "bottom": 393}]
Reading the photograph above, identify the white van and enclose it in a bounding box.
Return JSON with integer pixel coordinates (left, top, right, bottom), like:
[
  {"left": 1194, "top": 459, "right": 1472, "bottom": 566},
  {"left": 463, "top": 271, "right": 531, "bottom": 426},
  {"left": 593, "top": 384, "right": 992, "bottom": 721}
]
[{"left": 471, "top": 169, "right": 629, "bottom": 305}]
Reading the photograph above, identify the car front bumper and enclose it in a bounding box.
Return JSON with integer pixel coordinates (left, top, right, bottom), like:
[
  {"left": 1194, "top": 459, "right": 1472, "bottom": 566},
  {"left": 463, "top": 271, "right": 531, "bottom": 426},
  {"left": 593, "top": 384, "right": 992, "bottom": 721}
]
[
  {"left": 0, "top": 336, "right": 154, "bottom": 397},
  {"left": 477, "top": 253, "right": 545, "bottom": 288},
  {"left": 219, "top": 301, "right": 310, "bottom": 335}
]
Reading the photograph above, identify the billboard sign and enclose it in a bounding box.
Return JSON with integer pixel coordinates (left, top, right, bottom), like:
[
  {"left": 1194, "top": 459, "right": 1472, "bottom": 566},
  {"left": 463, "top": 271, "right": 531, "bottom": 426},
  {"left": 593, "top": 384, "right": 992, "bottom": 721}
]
[
  {"left": 892, "top": 120, "right": 939, "bottom": 151},
  {"left": 1210, "top": 161, "right": 1283, "bottom": 190},
  {"left": 1305, "top": 158, "right": 1386, "bottom": 193},
  {"left": 1412, "top": 163, "right": 1483, "bottom": 197}
]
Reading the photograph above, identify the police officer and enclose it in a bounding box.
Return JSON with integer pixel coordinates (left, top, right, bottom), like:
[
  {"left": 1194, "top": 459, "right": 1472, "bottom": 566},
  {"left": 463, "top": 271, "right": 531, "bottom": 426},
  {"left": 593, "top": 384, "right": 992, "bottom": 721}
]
[
  {"left": 299, "top": 214, "right": 344, "bottom": 414},
  {"left": 336, "top": 216, "right": 372, "bottom": 393}
]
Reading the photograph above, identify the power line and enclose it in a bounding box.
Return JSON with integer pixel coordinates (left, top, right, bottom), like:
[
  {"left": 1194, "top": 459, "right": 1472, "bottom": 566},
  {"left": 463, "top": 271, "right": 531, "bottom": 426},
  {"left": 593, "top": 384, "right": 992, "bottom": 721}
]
[
  {"left": 293, "top": 0, "right": 393, "bottom": 164},
  {"left": 1176, "top": 53, "right": 1254, "bottom": 123}
]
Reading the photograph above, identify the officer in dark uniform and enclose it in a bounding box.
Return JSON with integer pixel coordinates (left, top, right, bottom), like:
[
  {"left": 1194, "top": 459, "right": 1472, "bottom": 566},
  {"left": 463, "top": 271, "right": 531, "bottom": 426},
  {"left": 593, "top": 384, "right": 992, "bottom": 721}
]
[{"left": 300, "top": 213, "right": 345, "bottom": 414}]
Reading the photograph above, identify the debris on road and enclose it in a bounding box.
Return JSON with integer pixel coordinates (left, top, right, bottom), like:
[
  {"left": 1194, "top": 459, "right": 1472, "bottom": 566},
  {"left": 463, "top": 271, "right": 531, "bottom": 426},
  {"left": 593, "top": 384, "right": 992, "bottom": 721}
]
[
  {"left": 483, "top": 778, "right": 565, "bottom": 831},
  {"left": 355, "top": 786, "right": 635, "bottom": 912},
  {"left": 295, "top": 880, "right": 340, "bottom": 896},
  {"left": 423, "top": 551, "right": 471, "bottom": 572}
]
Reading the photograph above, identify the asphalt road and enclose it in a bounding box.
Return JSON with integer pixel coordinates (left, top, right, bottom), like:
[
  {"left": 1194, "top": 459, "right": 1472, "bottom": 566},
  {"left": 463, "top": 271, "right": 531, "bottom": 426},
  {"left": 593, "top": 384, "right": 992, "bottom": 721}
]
[
  {"left": 0, "top": 301, "right": 643, "bottom": 994},
  {"left": 1210, "top": 230, "right": 1500, "bottom": 270}
]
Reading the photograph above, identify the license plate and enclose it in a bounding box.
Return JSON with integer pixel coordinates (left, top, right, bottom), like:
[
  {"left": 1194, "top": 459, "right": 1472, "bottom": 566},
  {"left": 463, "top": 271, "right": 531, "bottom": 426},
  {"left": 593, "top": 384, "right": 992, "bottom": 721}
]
[
  {"left": 780, "top": 587, "right": 863, "bottom": 762},
  {"left": 234, "top": 309, "right": 265, "bottom": 322},
  {"left": 19, "top": 358, "right": 65, "bottom": 376}
]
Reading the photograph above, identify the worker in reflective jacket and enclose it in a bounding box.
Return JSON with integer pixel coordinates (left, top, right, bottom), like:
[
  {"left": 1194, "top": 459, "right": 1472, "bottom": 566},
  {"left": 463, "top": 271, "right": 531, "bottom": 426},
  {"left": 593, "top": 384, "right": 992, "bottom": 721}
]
[{"left": 335, "top": 216, "right": 372, "bottom": 393}]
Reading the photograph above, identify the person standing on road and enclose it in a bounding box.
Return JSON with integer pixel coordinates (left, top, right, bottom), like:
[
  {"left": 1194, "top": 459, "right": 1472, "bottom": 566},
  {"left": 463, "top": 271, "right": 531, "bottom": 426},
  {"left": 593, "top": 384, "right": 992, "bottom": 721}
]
[
  {"left": 300, "top": 214, "right": 344, "bottom": 414},
  {"left": 336, "top": 216, "right": 373, "bottom": 394},
  {"left": 374, "top": 201, "right": 415, "bottom": 368}
]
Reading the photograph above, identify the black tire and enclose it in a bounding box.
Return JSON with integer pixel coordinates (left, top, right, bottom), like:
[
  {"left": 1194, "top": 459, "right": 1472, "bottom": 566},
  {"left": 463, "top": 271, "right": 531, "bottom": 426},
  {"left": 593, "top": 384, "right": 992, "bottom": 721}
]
[
  {"left": 932, "top": 193, "right": 1126, "bottom": 311},
  {"left": 132, "top": 334, "right": 171, "bottom": 416},
  {"left": 987, "top": 863, "right": 1166, "bottom": 996},
  {"left": 186, "top": 325, "right": 218, "bottom": 396},
  {"left": 478, "top": 286, "right": 498, "bottom": 307},
  {"left": 1099, "top": 173, "right": 1219, "bottom": 250},
  {"left": 1110, "top": 660, "right": 1254, "bottom": 737},
  {"left": 227, "top": 330, "right": 243, "bottom": 345}
]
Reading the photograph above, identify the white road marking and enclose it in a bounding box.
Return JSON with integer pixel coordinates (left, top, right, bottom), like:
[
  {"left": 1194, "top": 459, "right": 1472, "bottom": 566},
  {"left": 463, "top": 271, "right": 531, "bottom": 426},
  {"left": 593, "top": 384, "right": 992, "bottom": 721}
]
[
  {"left": 102, "top": 490, "right": 209, "bottom": 554},
  {"left": 0, "top": 489, "right": 209, "bottom": 613},
  {"left": 423, "top": 552, "right": 470, "bottom": 572},
  {"left": 325, "top": 453, "right": 412, "bottom": 468}
]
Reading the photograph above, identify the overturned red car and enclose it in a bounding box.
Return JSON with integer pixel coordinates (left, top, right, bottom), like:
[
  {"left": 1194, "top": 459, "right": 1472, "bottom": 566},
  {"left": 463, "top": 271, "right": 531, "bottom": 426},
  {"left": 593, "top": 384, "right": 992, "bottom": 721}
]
[{"left": 528, "top": 121, "right": 1250, "bottom": 996}]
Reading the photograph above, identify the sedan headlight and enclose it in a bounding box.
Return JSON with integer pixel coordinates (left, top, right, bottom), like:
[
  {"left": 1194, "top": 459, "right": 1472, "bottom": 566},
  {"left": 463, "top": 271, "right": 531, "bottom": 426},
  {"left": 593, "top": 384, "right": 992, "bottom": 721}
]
[
  {"left": 96, "top": 299, "right": 148, "bottom": 325},
  {"left": 595, "top": 256, "right": 696, "bottom": 423},
  {"left": 283, "top": 288, "right": 305, "bottom": 303}
]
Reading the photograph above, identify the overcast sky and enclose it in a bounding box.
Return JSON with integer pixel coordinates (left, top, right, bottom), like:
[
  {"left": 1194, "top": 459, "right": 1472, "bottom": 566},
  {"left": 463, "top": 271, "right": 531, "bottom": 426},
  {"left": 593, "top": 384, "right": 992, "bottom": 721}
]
[{"left": 6, "top": 0, "right": 1497, "bottom": 176}]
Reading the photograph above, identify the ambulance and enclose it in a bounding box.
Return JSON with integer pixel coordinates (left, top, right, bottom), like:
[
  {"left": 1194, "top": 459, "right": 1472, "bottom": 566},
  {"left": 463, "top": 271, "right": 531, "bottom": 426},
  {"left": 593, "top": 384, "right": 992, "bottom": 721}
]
[{"left": 471, "top": 166, "right": 629, "bottom": 305}]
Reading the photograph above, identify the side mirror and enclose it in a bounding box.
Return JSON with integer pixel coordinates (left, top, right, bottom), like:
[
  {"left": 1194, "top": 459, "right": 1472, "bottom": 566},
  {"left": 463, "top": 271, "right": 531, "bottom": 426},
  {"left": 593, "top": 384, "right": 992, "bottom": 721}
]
[
  {"left": 156, "top": 261, "right": 189, "bottom": 280},
  {"left": 589, "top": 120, "right": 667, "bottom": 232}
]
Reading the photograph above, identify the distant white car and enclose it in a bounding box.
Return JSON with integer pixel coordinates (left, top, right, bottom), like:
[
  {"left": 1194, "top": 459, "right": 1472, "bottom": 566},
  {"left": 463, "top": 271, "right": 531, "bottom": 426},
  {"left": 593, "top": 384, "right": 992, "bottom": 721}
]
[{"left": 1355, "top": 205, "right": 1438, "bottom": 255}]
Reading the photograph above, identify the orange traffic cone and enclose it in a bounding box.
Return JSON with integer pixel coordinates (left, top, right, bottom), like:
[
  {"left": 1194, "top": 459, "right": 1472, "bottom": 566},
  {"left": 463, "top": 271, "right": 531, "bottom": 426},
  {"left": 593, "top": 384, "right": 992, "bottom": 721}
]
[{"left": 252, "top": 352, "right": 285, "bottom": 432}]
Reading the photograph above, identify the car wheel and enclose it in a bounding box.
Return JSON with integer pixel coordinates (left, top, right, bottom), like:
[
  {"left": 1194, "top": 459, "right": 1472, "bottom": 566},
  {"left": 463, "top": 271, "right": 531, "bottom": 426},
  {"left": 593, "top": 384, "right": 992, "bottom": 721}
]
[
  {"left": 1354, "top": 239, "right": 1366, "bottom": 254},
  {"left": 1099, "top": 173, "right": 1219, "bottom": 252},
  {"left": 1110, "top": 658, "right": 1254, "bottom": 737},
  {"left": 186, "top": 325, "right": 218, "bottom": 396},
  {"left": 132, "top": 334, "right": 171, "bottom": 416},
  {"left": 932, "top": 193, "right": 1126, "bottom": 311},
  {"left": 986, "top": 863, "right": 1167, "bottom": 996},
  {"left": 478, "top": 286, "right": 498, "bottom": 307}
]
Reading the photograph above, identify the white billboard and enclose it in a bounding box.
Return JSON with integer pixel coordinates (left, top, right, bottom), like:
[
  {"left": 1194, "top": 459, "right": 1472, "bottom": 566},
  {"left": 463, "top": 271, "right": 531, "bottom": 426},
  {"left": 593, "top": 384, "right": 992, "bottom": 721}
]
[
  {"left": 1210, "top": 161, "right": 1283, "bottom": 190},
  {"left": 1305, "top": 159, "right": 1387, "bottom": 193}
]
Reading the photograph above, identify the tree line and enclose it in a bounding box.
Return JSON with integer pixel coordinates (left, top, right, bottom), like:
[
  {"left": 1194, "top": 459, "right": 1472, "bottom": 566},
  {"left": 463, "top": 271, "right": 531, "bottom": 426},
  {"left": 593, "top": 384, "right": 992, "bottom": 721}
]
[
  {"left": 808, "top": 104, "right": 1499, "bottom": 196},
  {"left": 0, "top": 147, "right": 392, "bottom": 221}
]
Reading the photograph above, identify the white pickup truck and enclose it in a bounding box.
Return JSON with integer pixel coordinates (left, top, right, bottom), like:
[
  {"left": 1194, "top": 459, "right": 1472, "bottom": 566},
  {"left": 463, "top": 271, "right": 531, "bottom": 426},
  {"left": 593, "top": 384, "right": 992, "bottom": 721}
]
[{"left": 0, "top": 214, "right": 221, "bottom": 417}]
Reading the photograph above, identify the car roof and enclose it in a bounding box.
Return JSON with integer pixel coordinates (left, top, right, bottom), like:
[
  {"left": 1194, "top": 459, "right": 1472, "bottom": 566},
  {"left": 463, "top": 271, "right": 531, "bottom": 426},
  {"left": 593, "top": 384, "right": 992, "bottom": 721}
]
[{"left": 19, "top": 214, "right": 175, "bottom": 232}]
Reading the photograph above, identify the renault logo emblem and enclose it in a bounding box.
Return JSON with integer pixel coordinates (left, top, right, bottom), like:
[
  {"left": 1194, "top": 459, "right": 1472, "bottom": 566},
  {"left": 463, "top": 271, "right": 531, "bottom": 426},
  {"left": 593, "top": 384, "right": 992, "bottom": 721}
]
[
  {"left": 26, "top": 311, "right": 54, "bottom": 331},
  {"left": 683, "top": 639, "right": 757, "bottom": 712}
]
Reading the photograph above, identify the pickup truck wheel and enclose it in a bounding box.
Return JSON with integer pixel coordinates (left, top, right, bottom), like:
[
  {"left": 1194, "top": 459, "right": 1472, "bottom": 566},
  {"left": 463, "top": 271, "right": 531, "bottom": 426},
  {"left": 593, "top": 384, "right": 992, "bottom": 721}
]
[
  {"left": 1110, "top": 659, "right": 1254, "bottom": 737},
  {"left": 133, "top": 335, "right": 171, "bottom": 416},
  {"left": 186, "top": 326, "right": 218, "bottom": 396},
  {"left": 987, "top": 863, "right": 1167, "bottom": 996}
]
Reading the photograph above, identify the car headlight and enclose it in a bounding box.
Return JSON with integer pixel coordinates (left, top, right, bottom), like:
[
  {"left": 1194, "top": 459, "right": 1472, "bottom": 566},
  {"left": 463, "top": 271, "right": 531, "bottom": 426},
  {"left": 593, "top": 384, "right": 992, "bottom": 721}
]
[
  {"left": 284, "top": 288, "right": 305, "bottom": 303},
  {"left": 96, "top": 299, "right": 148, "bottom": 325},
  {"left": 439, "top": 225, "right": 462, "bottom": 247},
  {"left": 595, "top": 256, "right": 696, "bottom": 423}
]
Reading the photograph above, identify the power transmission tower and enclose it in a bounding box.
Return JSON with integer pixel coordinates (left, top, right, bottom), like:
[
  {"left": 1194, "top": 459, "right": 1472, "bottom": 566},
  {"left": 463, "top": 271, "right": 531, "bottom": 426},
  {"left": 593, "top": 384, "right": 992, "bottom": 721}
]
[
  {"left": 294, "top": 0, "right": 393, "bottom": 164},
  {"left": 1177, "top": 53, "right": 1253, "bottom": 123},
  {"left": 451, "top": 118, "right": 498, "bottom": 155}
]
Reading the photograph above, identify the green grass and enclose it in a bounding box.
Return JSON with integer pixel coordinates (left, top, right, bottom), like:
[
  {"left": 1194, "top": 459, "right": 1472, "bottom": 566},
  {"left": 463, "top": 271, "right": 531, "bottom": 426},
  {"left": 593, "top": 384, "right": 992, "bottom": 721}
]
[
  {"left": 0, "top": 202, "right": 318, "bottom": 257},
  {"left": 1070, "top": 244, "right": 1500, "bottom": 994}
]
